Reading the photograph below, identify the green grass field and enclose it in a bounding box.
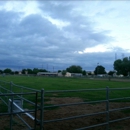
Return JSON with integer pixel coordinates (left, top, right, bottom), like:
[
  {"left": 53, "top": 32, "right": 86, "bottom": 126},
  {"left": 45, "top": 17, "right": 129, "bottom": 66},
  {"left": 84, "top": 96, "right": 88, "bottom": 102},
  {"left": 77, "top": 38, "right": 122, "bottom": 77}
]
[
  {"left": 0, "top": 75, "right": 130, "bottom": 89},
  {"left": 0, "top": 75, "right": 130, "bottom": 101},
  {"left": 0, "top": 76, "right": 129, "bottom": 130}
]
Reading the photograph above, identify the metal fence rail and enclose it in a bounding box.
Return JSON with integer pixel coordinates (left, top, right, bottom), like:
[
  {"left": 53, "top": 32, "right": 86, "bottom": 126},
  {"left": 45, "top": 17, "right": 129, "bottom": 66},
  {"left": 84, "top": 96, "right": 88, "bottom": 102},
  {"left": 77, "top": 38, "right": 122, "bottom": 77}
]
[
  {"left": 0, "top": 81, "right": 42, "bottom": 130},
  {"left": 0, "top": 92, "right": 38, "bottom": 130},
  {"left": 42, "top": 87, "right": 130, "bottom": 130},
  {"left": 0, "top": 80, "right": 130, "bottom": 130}
]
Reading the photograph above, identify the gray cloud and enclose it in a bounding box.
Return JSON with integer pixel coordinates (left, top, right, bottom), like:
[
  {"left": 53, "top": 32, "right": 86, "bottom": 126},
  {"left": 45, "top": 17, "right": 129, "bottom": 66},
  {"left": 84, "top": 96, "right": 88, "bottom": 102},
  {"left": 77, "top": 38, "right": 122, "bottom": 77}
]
[
  {"left": 38, "top": 1, "right": 114, "bottom": 47},
  {"left": 38, "top": 1, "right": 75, "bottom": 20},
  {"left": 0, "top": 1, "right": 129, "bottom": 71},
  {"left": 0, "top": 10, "right": 20, "bottom": 39}
]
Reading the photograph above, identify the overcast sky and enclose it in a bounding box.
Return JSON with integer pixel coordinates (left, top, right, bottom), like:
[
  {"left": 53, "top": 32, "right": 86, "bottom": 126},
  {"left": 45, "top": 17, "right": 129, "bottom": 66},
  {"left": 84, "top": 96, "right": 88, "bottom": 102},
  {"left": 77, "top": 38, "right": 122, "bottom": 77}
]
[{"left": 0, "top": 1, "right": 130, "bottom": 72}]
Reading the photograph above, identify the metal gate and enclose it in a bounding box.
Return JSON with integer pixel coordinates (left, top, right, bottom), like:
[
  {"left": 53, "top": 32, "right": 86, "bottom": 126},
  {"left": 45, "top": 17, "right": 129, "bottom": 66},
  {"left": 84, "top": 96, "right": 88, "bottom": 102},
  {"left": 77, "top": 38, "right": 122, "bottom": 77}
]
[{"left": 0, "top": 80, "right": 44, "bottom": 130}]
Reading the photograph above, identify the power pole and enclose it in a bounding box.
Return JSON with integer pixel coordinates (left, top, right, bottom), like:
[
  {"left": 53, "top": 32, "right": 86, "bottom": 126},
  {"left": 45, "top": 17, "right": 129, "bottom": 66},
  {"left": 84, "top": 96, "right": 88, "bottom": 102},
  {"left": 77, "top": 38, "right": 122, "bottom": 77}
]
[
  {"left": 47, "top": 64, "right": 48, "bottom": 71},
  {"left": 97, "top": 63, "right": 99, "bottom": 75},
  {"left": 53, "top": 66, "right": 54, "bottom": 72}
]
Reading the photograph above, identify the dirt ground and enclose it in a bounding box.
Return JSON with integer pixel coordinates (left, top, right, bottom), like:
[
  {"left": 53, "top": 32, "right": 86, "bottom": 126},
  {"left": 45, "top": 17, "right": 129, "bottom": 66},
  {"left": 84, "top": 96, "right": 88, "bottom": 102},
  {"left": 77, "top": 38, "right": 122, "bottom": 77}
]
[
  {"left": 1, "top": 97, "right": 130, "bottom": 130},
  {"left": 43, "top": 97, "right": 130, "bottom": 130}
]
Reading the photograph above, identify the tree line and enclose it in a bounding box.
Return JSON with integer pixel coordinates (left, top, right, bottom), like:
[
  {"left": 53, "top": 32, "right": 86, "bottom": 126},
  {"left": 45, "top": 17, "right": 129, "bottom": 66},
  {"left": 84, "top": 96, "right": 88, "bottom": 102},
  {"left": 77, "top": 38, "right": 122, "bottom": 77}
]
[
  {"left": 60, "top": 65, "right": 106, "bottom": 76},
  {"left": 0, "top": 68, "right": 48, "bottom": 75},
  {"left": 0, "top": 56, "right": 130, "bottom": 76}
]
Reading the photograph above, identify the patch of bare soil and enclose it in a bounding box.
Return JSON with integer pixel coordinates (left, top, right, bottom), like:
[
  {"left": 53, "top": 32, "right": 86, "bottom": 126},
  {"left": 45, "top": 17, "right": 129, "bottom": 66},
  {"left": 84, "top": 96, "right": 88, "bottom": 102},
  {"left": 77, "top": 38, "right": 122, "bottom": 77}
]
[
  {"left": 1, "top": 98, "right": 130, "bottom": 130},
  {"left": 0, "top": 115, "right": 28, "bottom": 130},
  {"left": 42, "top": 98, "right": 130, "bottom": 130}
]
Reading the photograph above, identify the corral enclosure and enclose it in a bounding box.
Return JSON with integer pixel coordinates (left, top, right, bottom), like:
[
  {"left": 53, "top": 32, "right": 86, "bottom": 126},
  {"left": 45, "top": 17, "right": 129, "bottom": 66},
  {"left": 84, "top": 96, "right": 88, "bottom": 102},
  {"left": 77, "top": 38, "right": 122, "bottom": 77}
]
[{"left": 0, "top": 75, "right": 130, "bottom": 130}]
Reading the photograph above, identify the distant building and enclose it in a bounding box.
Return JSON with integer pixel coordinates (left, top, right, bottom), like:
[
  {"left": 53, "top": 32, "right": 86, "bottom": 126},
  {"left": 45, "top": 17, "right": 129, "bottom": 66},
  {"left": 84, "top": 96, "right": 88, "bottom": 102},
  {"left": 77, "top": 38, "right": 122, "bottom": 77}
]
[
  {"left": 65, "top": 72, "right": 71, "bottom": 77},
  {"left": 57, "top": 72, "right": 71, "bottom": 77},
  {"left": 86, "top": 71, "right": 94, "bottom": 75},
  {"left": 25, "top": 71, "right": 28, "bottom": 75},
  {"left": 113, "top": 73, "right": 117, "bottom": 77},
  {"left": 97, "top": 74, "right": 104, "bottom": 77},
  {"left": 118, "top": 74, "right": 124, "bottom": 77},
  {"left": 71, "top": 73, "right": 82, "bottom": 77},
  {"left": 37, "top": 72, "right": 58, "bottom": 76},
  {"left": 57, "top": 72, "right": 63, "bottom": 77},
  {"left": 37, "top": 72, "right": 83, "bottom": 77},
  {"left": 18, "top": 71, "right": 22, "bottom": 75}
]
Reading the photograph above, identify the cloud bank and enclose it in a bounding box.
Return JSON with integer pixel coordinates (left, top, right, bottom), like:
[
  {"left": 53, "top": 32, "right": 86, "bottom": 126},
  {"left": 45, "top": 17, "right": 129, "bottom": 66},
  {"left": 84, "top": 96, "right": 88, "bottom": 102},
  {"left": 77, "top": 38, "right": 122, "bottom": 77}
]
[{"left": 0, "top": 1, "right": 130, "bottom": 71}]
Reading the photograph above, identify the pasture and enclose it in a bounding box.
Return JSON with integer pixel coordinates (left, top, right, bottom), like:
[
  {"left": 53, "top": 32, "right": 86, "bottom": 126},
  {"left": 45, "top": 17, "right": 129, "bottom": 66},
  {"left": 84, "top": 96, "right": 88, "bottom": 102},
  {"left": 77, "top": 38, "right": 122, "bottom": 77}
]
[
  {"left": 0, "top": 75, "right": 130, "bottom": 90},
  {"left": 1, "top": 75, "right": 130, "bottom": 130},
  {"left": 0, "top": 75, "right": 130, "bottom": 101}
]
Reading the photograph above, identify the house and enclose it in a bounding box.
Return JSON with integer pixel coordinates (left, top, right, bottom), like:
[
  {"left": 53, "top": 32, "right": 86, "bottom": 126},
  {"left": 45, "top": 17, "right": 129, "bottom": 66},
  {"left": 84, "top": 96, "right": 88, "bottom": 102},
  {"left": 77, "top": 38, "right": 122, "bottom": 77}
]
[
  {"left": 18, "top": 71, "right": 22, "bottom": 75},
  {"left": 86, "top": 71, "right": 94, "bottom": 75},
  {"left": 113, "top": 73, "right": 117, "bottom": 77},
  {"left": 57, "top": 72, "right": 63, "bottom": 77},
  {"left": 71, "top": 73, "right": 82, "bottom": 77},
  {"left": 65, "top": 72, "right": 71, "bottom": 77},
  {"left": 118, "top": 74, "right": 124, "bottom": 77},
  {"left": 37, "top": 72, "right": 58, "bottom": 76},
  {"left": 57, "top": 72, "right": 71, "bottom": 77}
]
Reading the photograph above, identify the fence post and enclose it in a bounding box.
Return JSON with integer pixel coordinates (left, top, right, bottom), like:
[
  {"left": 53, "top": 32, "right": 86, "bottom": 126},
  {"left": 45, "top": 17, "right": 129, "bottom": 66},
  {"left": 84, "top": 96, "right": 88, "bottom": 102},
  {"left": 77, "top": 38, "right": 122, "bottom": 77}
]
[
  {"left": 10, "top": 82, "right": 13, "bottom": 92},
  {"left": 10, "top": 95, "right": 14, "bottom": 130},
  {"left": 40, "top": 89, "right": 44, "bottom": 130},
  {"left": 106, "top": 86, "right": 109, "bottom": 130},
  {"left": 34, "top": 92, "right": 38, "bottom": 129},
  {"left": 21, "top": 87, "right": 23, "bottom": 105}
]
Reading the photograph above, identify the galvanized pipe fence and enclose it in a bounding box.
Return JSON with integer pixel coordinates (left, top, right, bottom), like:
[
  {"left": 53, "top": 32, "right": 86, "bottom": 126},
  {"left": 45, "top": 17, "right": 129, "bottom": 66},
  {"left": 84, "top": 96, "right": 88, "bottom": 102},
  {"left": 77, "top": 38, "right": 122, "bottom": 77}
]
[
  {"left": 43, "top": 87, "right": 130, "bottom": 130},
  {"left": 0, "top": 80, "right": 130, "bottom": 130},
  {"left": 0, "top": 80, "right": 43, "bottom": 130}
]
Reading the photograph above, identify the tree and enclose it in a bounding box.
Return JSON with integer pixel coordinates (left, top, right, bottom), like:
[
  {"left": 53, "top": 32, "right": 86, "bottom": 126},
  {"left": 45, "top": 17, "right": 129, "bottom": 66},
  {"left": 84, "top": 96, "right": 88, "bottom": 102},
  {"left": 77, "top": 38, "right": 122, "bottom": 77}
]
[
  {"left": 0, "top": 70, "right": 3, "bottom": 74},
  {"left": 33, "top": 68, "right": 39, "bottom": 74},
  {"left": 88, "top": 72, "right": 92, "bottom": 75},
  {"left": 114, "top": 59, "right": 122, "bottom": 74},
  {"left": 39, "top": 69, "right": 47, "bottom": 72},
  {"left": 22, "top": 69, "right": 27, "bottom": 74},
  {"left": 62, "top": 70, "right": 66, "bottom": 76},
  {"left": 82, "top": 70, "right": 86, "bottom": 76},
  {"left": 4, "top": 68, "right": 12, "bottom": 74},
  {"left": 108, "top": 71, "right": 115, "bottom": 76},
  {"left": 94, "top": 65, "right": 106, "bottom": 75},
  {"left": 66, "top": 65, "right": 82, "bottom": 73},
  {"left": 27, "top": 69, "right": 33, "bottom": 74},
  {"left": 58, "top": 70, "right": 61, "bottom": 73},
  {"left": 14, "top": 71, "right": 19, "bottom": 74},
  {"left": 114, "top": 57, "right": 130, "bottom": 76}
]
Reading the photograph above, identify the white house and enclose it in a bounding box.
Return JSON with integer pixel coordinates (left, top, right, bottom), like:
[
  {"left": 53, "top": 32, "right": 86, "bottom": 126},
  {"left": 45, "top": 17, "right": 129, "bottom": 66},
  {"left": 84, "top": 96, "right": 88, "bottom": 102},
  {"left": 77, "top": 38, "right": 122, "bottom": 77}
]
[
  {"left": 57, "top": 72, "right": 63, "bottom": 77},
  {"left": 65, "top": 72, "right": 71, "bottom": 77},
  {"left": 57, "top": 72, "right": 71, "bottom": 77}
]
